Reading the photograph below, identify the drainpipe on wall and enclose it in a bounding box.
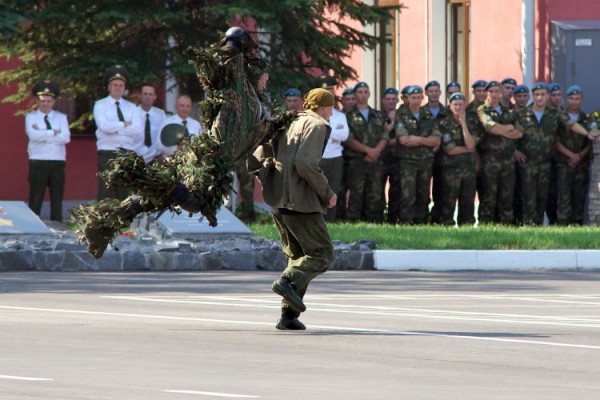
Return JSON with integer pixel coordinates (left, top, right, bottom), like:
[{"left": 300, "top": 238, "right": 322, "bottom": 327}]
[{"left": 522, "top": 0, "right": 535, "bottom": 90}]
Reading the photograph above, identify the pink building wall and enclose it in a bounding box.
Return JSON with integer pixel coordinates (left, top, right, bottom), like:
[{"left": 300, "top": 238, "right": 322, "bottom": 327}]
[
  {"left": 398, "top": 0, "right": 428, "bottom": 88},
  {"left": 470, "top": 0, "right": 524, "bottom": 84}
]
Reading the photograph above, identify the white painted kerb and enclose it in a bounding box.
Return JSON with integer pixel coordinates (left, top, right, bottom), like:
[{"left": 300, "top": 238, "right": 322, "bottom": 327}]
[{"left": 374, "top": 250, "right": 600, "bottom": 271}]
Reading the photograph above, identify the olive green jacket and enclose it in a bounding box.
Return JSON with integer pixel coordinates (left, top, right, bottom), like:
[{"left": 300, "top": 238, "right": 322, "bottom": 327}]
[{"left": 249, "top": 110, "right": 334, "bottom": 214}]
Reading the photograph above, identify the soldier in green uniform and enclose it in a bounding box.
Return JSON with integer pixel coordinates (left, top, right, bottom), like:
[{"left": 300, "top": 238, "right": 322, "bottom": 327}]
[
  {"left": 399, "top": 85, "right": 411, "bottom": 111},
  {"left": 555, "top": 85, "right": 592, "bottom": 225},
  {"left": 513, "top": 82, "right": 589, "bottom": 225},
  {"left": 513, "top": 85, "right": 530, "bottom": 112},
  {"left": 468, "top": 80, "right": 488, "bottom": 221},
  {"left": 468, "top": 80, "right": 488, "bottom": 114},
  {"left": 445, "top": 81, "right": 462, "bottom": 105},
  {"left": 391, "top": 85, "right": 441, "bottom": 224},
  {"left": 511, "top": 84, "right": 530, "bottom": 223},
  {"left": 548, "top": 83, "right": 563, "bottom": 112},
  {"left": 380, "top": 87, "right": 400, "bottom": 223},
  {"left": 423, "top": 80, "right": 451, "bottom": 224},
  {"left": 477, "top": 81, "right": 523, "bottom": 224},
  {"left": 282, "top": 88, "right": 303, "bottom": 112},
  {"left": 438, "top": 93, "right": 478, "bottom": 225},
  {"left": 546, "top": 82, "right": 563, "bottom": 224},
  {"left": 345, "top": 82, "right": 389, "bottom": 222},
  {"left": 252, "top": 88, "right": 337, "bottom": 330},
  {"left": 500, "top": 78, "right": 516, "bottom": 109},
  {"left": 341, "top": 88, "right": 356, "bottom": 113}
]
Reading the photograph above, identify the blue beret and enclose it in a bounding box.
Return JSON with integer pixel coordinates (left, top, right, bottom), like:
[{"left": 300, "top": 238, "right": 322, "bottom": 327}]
[
  {"left": 283, "top": 88, "right": 301, "bottom": 98},
  {"left": 383, "top": 87, "right": 399, "bottom": 96},
  {"left": 513, "top": 85, "right": 529, "bottom": 94},
  {"left": 501, "top": 78, "right": 517, "bottom": 86},
  {"left": 342, "top": 87, "right": 355, "bottom": 96},
  {"left": 400, "top": 85, "right": 412, "bottom": 95},
  {"left": 471, "top": 80, "right": 487, "bottom": 89},
  {"left": 566, "top": 85, "right": 583, "bottom": 96},
  {"left": 354, "top": 81, "right": 369, "bottom": 90},
  {"left": 548, "top": 83, "right": 561, "bottom": 93},
  {"left": 446, "top": 81, "right": 461, "bottom": 91},
  {"left": 531, "top": 82, "right": 548, "bottom": 92},
  {"left": 485, "top": 80, "right": 501, "bottom": 90},
  {"left": 425, "top": 80, "right": 440, "bottom": 90},
  {"left": 449, "top": 92, "right": 466, "bottom": 102},
  {"left": 406, "top": 85, "right": 423, "bottom": 95}
]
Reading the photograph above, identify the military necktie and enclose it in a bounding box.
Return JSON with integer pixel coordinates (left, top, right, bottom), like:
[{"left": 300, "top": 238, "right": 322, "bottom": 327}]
[
  {"left": 144, "top": 113, "right": 152, "bottom": 147},
  {"left": 182, "top": 120, "right": 189, "bottom": 138},
  {"left": 44, "top": 115, "right": 52, "bottom": 130},
  {"left": 115, "top": 101, "right": 125, "bottom": 122}
]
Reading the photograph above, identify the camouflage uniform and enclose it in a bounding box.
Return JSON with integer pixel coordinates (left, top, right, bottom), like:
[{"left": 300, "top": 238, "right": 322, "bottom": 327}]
[
  {"left": 467, "top": 100, "right": 486, "bottom": 214},
  {"left": 391, "top": 106, "right": 441, "bottom": 224},
  {"left": 438, "top": 114, "right": 480, "bottom": 225},
  {"left": 345, "top": 107, "right": 389, "bottom": 222},
  {"left": 555, "top": 111, "right": 591, "bottom": 225},
  {"left": 514, "top": 107, "right": 574, "bottom": 225},
  {"left": 477, "top": 104, "right": 519, "bottom": 224},
  {"left": 423, "top": 103, "right": 451, "bottom": 224},
  {"left": 234, "top": 161, "right": 256, "bottom": 222},
  {"left": 380, "top": 113, "right": 396, "bottom": 224}
]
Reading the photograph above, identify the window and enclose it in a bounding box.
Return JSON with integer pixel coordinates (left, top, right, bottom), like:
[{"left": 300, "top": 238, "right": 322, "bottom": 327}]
[
  {"left": 378, "top": 1, "right": 402, "bottom": 98},
  {"left": 449, "top": 0, "right": 470, "bottom": 92}
]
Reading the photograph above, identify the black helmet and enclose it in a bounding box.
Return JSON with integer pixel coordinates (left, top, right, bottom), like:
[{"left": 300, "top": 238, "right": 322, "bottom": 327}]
[{"left": 221, "top": 26, "right": 257, "bottom": 52}]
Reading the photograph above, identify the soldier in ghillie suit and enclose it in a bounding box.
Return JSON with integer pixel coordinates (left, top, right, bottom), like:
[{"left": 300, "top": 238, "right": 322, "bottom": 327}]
[{"left": 71, "top": 27, "right": 295, "bottom": 258}]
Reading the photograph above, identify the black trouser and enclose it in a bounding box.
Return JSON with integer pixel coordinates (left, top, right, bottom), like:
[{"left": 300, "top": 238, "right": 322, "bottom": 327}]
[
  {"left": 28, "top": 159, "right": 65, "bottom": 222},
  {"left": 97, "top": 150, "right": 130, "bottom": 201}
]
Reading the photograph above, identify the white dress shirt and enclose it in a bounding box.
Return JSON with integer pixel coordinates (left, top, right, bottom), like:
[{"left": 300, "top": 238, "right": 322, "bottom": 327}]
[
  {"left": 156, "top": 114, "right": 202, "bottom": 157},
  {"left": 93, "top": 95, "right": 144, "bottom": 151},
  {"left": 322, "top": 108, "right": 350, "bottom": 159},
  {"left": 136, "top": 105, "right": 167, "bottom": 163},
  {"left": 25, "top": 109, "right": 71, "bottom": 161}
]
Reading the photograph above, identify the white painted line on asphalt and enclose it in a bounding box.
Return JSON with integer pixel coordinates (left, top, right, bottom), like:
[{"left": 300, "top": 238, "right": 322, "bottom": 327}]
[
  {"left": 2, "top": 305, "right": 600, "bottom": 350},
  {"left": 165, "top": 389, "right": 259, "bottom": 398},
  {"left": 0, "top": 374, "right": 53, "bottom": 381},
  {"left": 103, "top": 296, "right": 600, "bottom": 328}
]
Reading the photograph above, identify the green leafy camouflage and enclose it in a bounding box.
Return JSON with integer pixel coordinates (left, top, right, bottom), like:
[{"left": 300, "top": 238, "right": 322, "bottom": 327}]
[{"left": 71, "top": 36, "right": 297, "bottom": 258}]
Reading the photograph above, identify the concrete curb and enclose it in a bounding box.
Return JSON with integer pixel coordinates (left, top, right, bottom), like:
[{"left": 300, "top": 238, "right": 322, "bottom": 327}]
[{"left": 374, "top": 250, "right": 600, "bottom": 271}]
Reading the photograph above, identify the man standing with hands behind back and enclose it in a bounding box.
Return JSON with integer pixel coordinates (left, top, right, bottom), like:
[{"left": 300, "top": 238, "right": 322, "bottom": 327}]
[
  {"left": 135, "top": 83, "right": 166, "bottom": 164},
  {"left": 26, "top": 80, "right": 71, "bottom": 222},
  {"left": 94, "top": 65, "right": 143, "bottom": 201},
  {"left": 251, "top": 88, "right": 337, "bottom": 330}
]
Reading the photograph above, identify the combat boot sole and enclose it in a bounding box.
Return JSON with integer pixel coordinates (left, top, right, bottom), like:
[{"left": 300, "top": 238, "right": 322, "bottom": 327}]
[
  {"left": 271, "top": 278, "right": 306, "bottom": 313},
  {"left": 276, "top": 317, "right": 306, "bottom": 330}
]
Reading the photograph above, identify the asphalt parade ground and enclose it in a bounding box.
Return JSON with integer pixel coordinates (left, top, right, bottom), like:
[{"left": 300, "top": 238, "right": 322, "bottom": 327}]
[{"left": 1, "top": 270, "right": 600, "bottom": 400}]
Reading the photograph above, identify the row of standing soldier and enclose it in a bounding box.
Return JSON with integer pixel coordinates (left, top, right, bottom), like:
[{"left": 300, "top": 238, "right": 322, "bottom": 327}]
[{"left": 316, "top": 78, "right": 597, "bottom": 226}]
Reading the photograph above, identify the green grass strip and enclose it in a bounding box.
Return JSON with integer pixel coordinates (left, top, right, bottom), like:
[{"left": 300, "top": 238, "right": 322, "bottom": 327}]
[{"left": 248, "top": 222, "right": 600, "bottom": 250}]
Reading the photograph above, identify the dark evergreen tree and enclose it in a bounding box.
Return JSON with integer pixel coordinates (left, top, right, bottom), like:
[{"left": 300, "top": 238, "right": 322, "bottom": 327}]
[{"left": 0, "top": 0, "right": 392, "bottom": 129}]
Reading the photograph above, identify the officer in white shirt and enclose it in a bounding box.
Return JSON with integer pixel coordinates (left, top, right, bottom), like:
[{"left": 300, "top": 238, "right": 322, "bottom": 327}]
[
  {"left": 314, "top": 79, "right": 350, "bottom": 221},
  {"left": 156, "top": 95, "right": 202, "bottom": 158},
  {"left": 94, "top": 65, "right": 144, "bottom": 200},
  {"left": 135, "top": 83, "right": 166, "bottom": 163},
  {"left": 25, "top": 80, "right": 71, "bottom": 222}
]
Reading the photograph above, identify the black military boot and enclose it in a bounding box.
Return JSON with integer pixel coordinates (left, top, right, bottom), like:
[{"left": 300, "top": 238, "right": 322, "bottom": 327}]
[
  {"left": 276, "top": 308, "right": 306, "bottom": 330},
  {"left": 271, "top": 278, "right": 306, "bottom": 313}
]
